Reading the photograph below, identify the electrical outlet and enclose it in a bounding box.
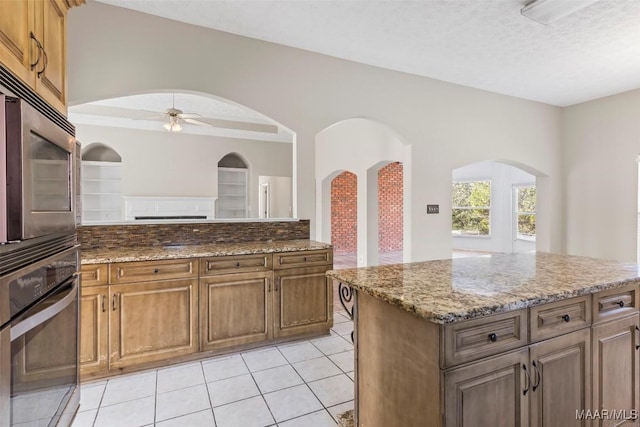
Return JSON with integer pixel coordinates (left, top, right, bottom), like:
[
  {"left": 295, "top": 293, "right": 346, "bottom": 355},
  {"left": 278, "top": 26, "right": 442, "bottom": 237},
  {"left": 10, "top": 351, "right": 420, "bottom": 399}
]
[{"left": 427, "top": 204, "right": 439, "bottom": 214}]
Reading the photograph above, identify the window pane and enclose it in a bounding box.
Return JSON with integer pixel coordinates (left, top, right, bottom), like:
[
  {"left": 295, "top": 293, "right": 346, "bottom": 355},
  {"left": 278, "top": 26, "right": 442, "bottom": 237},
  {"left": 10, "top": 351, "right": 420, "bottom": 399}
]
[
  {"left": 517, "top": 187, "right": 536, "bottom": 213},
  {"left": 517, "top": 214, "right": 536, "bottom": 236},
  {"left": 452, "top": 181, "right": 491, "bottom": 208},
  {"left": 452, "top": 208, "right": 490, "bottom": 236}
]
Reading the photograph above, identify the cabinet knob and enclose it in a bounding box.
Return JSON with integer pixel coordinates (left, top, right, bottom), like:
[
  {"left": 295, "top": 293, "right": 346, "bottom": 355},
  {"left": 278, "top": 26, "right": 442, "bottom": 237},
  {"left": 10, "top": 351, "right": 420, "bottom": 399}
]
[
  {"left": 153, "top": 268, "right": 159, "bottom": 273},
  {"left": 488, "top": 333, "right": 498, "bottom": 342},
  {"left": 562, "top": 314, "right": 571, "bottom": 323},
  {"left": 303, "top": 257, "right": 307, "bottom": 262},
  {"left": 235, "top": 262, "right": 240, "bottom": 267},
  {"left": 618, "top": 301, "right": 625, "bottom": 308}
]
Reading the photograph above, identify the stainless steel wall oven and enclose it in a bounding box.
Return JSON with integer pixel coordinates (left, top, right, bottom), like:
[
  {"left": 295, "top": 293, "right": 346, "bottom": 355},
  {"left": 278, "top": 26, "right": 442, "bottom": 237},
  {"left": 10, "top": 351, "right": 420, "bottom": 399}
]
[{"left": 0, "top": 241, "right": 80, "bottom": 427}]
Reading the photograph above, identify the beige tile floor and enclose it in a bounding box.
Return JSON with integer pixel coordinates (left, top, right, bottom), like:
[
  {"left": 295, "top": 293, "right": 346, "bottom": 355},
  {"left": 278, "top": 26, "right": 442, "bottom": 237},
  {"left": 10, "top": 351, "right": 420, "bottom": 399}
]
[{"left": 72, "top": 305, "right": 355, "bottom": 427}]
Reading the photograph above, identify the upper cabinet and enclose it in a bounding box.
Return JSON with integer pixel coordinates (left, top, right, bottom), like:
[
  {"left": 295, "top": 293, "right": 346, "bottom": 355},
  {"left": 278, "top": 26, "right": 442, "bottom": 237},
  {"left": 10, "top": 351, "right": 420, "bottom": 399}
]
[{"left": 0, "top": 0, "right": 84, "bottom": 115}]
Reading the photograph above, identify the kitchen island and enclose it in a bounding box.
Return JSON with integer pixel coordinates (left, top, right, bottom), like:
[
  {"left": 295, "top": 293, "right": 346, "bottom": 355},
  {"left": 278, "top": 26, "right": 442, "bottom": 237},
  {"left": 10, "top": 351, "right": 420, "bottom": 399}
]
[{"left": 327, "top": 252, "right": 640, "bottom": 427}]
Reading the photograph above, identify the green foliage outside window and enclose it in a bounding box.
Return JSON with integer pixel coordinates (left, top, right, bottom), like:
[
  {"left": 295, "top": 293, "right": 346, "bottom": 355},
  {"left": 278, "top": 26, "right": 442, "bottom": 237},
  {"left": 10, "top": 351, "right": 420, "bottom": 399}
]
[
  {"left": 516, "top": 186, "right": 536, "bottom": 237},
  {"left": 452, "top": 181, "right": 491, "bottom": 236}
]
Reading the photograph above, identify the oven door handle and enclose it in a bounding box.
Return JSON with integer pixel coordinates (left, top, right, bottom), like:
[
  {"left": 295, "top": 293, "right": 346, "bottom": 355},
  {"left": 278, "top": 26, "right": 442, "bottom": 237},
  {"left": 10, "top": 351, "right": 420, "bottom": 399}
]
[{"left": 10, "top": 276, "right": 78, "bottom": 342}]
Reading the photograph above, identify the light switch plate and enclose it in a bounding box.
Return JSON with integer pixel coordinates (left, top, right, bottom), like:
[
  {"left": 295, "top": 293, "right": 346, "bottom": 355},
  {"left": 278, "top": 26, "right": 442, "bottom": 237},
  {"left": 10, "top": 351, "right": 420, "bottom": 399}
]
[{"left": 427, "top": 204, "right": 439, "bottom": 214}]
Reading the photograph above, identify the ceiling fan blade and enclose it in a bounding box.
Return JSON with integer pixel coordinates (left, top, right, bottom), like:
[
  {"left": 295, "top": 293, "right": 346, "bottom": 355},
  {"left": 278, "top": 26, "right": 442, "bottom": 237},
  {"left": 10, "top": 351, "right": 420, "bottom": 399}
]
[
  {"left": 189, "top": 117, "right": 279, "bottom": 134},
  {"left": 183, "top": 118, "right": 214, "bottom": 127},
  {"left": 179, "top": 113, "right": 202, "bottom": 119}
]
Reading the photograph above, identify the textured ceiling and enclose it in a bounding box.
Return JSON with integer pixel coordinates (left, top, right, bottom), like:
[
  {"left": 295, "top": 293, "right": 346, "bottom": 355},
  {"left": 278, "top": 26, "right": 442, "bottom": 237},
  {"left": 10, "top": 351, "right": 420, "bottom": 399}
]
[{"left": 94, "top": 0, "right": 640, "bottom": 106}]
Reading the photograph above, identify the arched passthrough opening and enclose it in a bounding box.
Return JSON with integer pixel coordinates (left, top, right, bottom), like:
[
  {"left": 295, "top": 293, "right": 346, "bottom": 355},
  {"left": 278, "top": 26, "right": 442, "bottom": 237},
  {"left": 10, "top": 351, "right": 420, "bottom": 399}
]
[
  {"left": 69, "top": 91, "right": 297, "bottom": 222},
  {"left": 330, "top": 171, "right": 358, "bottom": 269},
  {"left": 451, "top": 160, "right": 543, "bottom": 257},
  {"left": 315, "top": 117, "right": 412, "bottom": 267}
]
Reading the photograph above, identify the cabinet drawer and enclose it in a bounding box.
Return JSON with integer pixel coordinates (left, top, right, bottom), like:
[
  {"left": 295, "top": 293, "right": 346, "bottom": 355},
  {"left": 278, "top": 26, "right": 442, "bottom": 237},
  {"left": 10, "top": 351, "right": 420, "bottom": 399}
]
[
  {"left": 529, "top": 295, "right": 591, "bottom": 342},
  {"left": 273, "top": 250, "right": 332, "bottom": 269},
  {"left": 80, "top": 264, "right": 108, "bottom": 287},
  {"left": 110, "top": 259, "right": 197, "bottom": 284},
  {"left": 442, "top": 309, "right": 527, "bottom": 368},
  {"left": 200, "top": 254, "right": 272, "bottom": 276},
  {"left": 593, "top": 284, "right": 639, "bottom": 324}
]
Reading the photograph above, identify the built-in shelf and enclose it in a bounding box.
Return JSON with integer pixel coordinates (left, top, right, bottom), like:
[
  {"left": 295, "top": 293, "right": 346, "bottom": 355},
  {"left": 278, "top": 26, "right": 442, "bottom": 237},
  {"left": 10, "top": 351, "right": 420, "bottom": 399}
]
[
  {"left": 82, "top": 161, "right": 123, "bottom": 223},
  {"left": 217, "top": 167, "right": 248, "bottom": 218}
]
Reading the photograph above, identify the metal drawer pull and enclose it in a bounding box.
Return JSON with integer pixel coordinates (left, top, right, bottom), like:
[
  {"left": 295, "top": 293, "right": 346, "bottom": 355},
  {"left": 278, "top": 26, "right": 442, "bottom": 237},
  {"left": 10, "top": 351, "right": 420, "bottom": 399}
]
[
  {"left": 112, "top": 294, "right": 118, "bottom": 311},
  {"left": 562, "top": 314, "right": 571, "bottom": 322},
  {"left": 102, "top": 295, "right": 106, "bottom": 313},
  {"left": 236, "top": 262, "right": 240, "bottom": 267},
  {"left": 153, "top": 268, "right": 159, "bottom": 273},
  {"left": 618, "top": 301, "right": 625, "bottom": 308},
  {"left": 522, "top": 364, "right": 531, "bottom": 395},
  {"left": 532, "top": 361, "right": 541, "bottom": 391},
  {"left": 488, "top": 333, "right": 498, "bottom": 342},
  {"left": 303, "top": 257, "right": 307, "bottom": 262}
]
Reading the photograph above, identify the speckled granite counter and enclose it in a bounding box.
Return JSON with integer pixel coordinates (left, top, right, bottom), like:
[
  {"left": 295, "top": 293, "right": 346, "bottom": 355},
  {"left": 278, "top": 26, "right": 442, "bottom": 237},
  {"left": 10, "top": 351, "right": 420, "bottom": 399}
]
[
  {"left": 82, "top": 239, "right": 331, "bottom": 264},
  {"left": 327, "top": 251, "right": 640, "bottom": 324}
]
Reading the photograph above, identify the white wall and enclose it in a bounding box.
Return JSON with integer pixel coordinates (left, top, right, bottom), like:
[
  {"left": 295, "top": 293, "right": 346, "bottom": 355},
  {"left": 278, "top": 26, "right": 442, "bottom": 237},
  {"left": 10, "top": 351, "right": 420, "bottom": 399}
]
[
  {"left": 452, "top": 161, "right": 536, "bottom": 253},
  {"left": 563, "top": 89, "right": 640, "bottom": 262},
  {"left": 67, "top": 2, "right": 564, "bottom": 261},
  {"left": 76, "top": 124, "right": 292, "bottom": 218}
]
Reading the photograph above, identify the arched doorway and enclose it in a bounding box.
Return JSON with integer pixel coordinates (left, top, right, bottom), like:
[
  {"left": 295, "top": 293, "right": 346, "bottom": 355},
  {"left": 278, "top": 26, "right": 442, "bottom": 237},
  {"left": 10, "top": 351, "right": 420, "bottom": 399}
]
[
  {"left": 331, "top": 171, "right": 358, "bottom": 268},
  {"left": 451, "top": 160, "right": 540, "bottom": 257},
  {"left": 377, "top": 162, "right": 404, "bottom": 265}
]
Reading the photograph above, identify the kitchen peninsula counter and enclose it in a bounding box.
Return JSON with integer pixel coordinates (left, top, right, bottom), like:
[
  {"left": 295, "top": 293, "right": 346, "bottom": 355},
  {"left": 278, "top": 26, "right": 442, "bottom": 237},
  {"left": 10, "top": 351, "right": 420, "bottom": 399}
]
[
  {"left": 327, "top": 252, "right": 640, "bottom": 427},
  {"left": 81, "top": 239, "right": 332, "bottom": 264}
]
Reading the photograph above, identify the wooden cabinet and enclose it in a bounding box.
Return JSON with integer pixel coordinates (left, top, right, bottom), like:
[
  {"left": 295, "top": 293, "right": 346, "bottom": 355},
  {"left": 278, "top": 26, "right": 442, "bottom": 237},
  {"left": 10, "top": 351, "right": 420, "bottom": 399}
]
[
  {"left": 79, "top": 248, "right": 333, "bottom": 378},
  {"left": 0, "top": 0, "right": 81, "bottom": 114},
  {"left": 79, "top": 285, "right": 108, "bottom": 376},
  {"left": 273, "top": 265, "right": 333, "bottom": 338},
  {"left": 200, "top": 271, "right": 271, "bottom": 351},
  {"left": 591, "top": 314, "right": 640, "bottom": 427},
  {"left": 529, "top": 328, "right": 591, "bottom": 427},
  {"left": 79, "top": 259, "right": 199, "bottom": 376},
  {"left": 444, "top": 348, "right": 529, "bottom": 427},
  {"left": 0, "top": 0, "right": 34, "bottom": 86},
  {"left": 109, "top": 278, "right": 198, "bottom": 369}
]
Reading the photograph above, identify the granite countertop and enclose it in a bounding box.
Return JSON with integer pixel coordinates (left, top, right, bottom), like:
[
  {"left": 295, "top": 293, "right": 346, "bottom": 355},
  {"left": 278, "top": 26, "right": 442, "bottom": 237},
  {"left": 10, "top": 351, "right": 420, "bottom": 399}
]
[
  {"left": 82, "top": 239, "right": 332, "bottom": 264},
  {"left": 326, "top": 252, "right": 640, "bottom": 324}
]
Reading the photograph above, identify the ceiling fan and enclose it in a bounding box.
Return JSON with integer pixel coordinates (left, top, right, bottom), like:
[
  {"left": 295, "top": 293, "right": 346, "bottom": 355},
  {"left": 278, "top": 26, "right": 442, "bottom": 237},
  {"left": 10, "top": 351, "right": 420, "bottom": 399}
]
[{"left": 135, "top": 94, "right": 214, "bottom": 132}]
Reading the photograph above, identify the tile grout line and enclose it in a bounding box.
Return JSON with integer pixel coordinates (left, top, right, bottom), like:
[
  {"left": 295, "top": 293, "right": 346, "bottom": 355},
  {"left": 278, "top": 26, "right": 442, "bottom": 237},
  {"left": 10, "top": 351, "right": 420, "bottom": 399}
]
[
  {"left": 199, "top": 360, "right": 218, "bottom": 427},
  {"left": 241, "top": 349, "right": 278, "bottom": 426}
]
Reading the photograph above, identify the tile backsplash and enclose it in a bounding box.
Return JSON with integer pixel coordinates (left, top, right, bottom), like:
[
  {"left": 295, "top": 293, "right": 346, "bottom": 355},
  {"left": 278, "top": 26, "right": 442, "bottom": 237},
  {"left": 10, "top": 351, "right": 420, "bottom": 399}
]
[{"left": 78, "top": 220, "right": 311, "bottom": 250}]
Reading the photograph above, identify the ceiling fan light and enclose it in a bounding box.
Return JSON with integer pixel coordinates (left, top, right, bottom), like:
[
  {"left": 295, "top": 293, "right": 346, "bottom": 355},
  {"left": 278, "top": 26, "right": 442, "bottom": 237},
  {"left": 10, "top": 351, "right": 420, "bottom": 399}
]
[
  {"left": 163, "top": 121, "right": 182, "bottom": 132},
  {"left": 521, "top": 0, "right": 601, "bottom": 24}
]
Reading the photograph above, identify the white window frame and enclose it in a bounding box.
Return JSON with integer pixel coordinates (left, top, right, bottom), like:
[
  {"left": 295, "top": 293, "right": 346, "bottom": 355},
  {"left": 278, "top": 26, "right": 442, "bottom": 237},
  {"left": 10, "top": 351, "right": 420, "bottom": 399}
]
[
  {"left": 513, "top": 184, "right": 536, "bottom": 242},
  {"left": 451, "top": 179, "right": 492, "bottom": 237}
]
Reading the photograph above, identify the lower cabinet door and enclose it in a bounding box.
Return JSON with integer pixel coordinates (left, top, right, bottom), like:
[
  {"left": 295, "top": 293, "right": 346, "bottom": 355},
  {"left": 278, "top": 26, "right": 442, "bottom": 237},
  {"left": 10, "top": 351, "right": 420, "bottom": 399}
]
[
  {"left": 200, "top": 271, "right": 271, "bottom": 351},
  {"left": 273, "top": 266, "right": 333, "bottom": 338},
  {"left": 109, "top": 279, "right": 198, "bottom": 369},
  {"left": 529, "top": 328, "right": 591, "bottom": 427},
  {"left": 444, "top": 348, "right": 530, "bottom": 427},
  {"left": 592, "top": 314, "right": 640, "bottom": 427},
  {"left": 80, "top": 285, "right": 109, "bottom": 377}
]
